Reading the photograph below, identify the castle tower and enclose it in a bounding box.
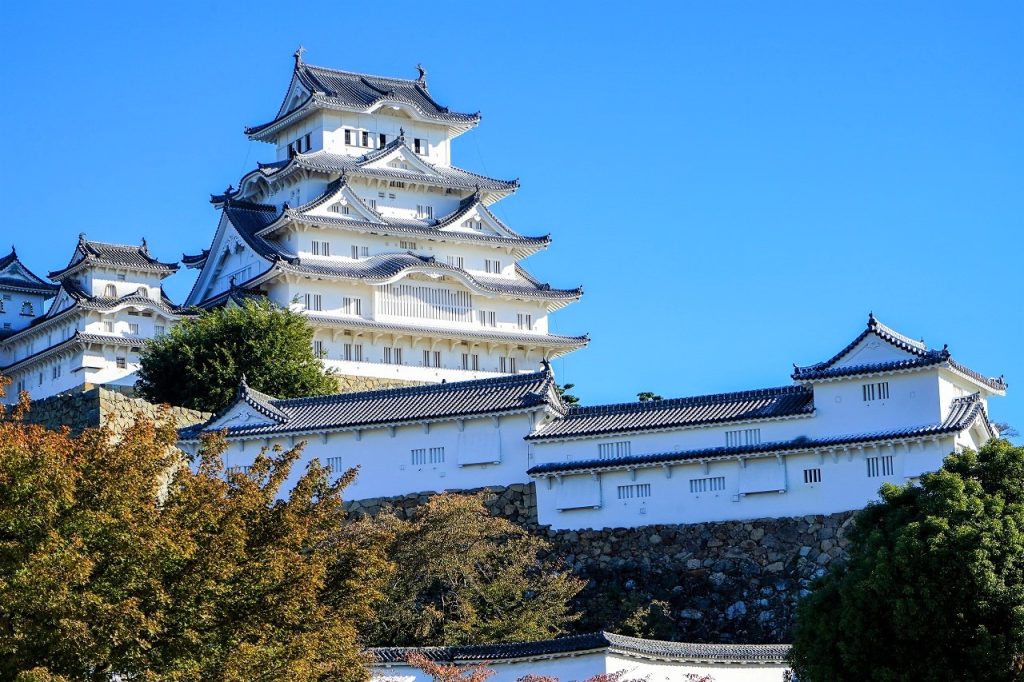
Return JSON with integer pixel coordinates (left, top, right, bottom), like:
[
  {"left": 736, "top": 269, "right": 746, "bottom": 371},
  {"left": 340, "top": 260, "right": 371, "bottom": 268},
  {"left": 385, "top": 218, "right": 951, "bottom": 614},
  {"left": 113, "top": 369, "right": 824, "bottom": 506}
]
[{"left": 184, "top": 53, "right": 587, "bottom": 389}]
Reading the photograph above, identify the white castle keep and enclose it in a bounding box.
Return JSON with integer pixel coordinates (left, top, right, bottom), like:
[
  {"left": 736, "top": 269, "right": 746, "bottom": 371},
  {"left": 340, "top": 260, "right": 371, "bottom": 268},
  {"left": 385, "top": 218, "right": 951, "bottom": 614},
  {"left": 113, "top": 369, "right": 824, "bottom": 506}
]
[{"left": 0, "top": 55, "right": 1008, "bottom": 533}]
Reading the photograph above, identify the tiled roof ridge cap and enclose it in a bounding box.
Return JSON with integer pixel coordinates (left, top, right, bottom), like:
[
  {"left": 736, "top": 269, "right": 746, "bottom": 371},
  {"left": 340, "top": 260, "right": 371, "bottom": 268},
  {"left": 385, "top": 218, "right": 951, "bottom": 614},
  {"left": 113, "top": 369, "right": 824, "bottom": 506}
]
[
  {"left": 302, "top": 62, "right": 425, "bottom": 87},
  {"left": 793, "top": 313, "right": 936, "bottom": 376},
  {"left": 566, "top": 385, "right": 811, "bottom": 416},
  {"left": 270, "top": 369, "right": 551, "bottom": 409},
  {"left": 224, "top": 197, "right": 278, "bottom": 213}
]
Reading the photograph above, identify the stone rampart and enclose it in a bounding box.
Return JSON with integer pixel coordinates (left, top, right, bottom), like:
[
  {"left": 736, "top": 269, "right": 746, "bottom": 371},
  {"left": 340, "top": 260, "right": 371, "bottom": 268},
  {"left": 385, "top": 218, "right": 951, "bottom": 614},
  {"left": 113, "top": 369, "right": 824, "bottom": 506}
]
[
  {"left": 334, "top": 374, "right": 426, "bottom": 394},
  {"left": 343, "top": 483, "right": 854, "bottom": 643},
  {"left": 13, "top": 387, "right": 211, "bottom": 436}
]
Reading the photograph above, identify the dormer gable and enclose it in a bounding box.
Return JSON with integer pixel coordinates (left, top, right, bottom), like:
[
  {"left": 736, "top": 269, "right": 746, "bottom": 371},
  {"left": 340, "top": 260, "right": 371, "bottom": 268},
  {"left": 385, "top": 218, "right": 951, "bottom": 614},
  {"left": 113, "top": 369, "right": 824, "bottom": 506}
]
[
  {"left": 436, "top": 195, "right": 522, "bottom": 239},
  {"left": 205, "top": 376, "right": 289, "bottom": 431},
  {"left": 0, "top": 247, "right": 58, "bottom": 297},
  {"left": 361, "top": 142, "right": 440, "bottom": 178},
  {"left": 290, "top": 179, "right": 385, "bottom": 224}
]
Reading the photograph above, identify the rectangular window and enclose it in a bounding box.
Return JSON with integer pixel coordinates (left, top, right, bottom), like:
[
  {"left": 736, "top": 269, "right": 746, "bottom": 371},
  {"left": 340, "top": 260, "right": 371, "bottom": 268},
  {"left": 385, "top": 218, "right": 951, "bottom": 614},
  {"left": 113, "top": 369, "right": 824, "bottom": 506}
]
[
  {"left": 384, "top": 347, "right": 403, "bottom": 365},
  {"left": 400, "top": 240, "right": 418, "bottom": 250},
  {"left": 803, "top": 468, "right": 822, "bottom": 484},
  {"left": 378, "top": 191, "right": 386, "bottom": 198},
  {"left": 478, "top": 310, "right": 497, "bottom": 327},
  {"left": 128, "top": 323, "right": 139, "bottom": 335},
  {"left": 116, "top": 274, "right": 126, "bottom": 281},
  {"left": 499, "top": 356, "right": 517, "bottom": 373},
  {"left": 725, "top": 428, "right": 761, "bottom": 447},
  {"left": 447, "top": 255, "right": 465, "bottom": 269},
  {"left": 51, "top": 365, "right": 61, "bottom": 379},
  {"left": 343, "top": 343, "right": 363, "bottom": 362},
  {"left": 104, "top": 321, "right": 114, "bottom": 333},
  {"left": 411, "top": 448, "right": 427, "bottom": 465},
  {"left": 311, "top": 240, "right": 331, "bottom": 256},
  {"left": 304, "top": 133, "right": 311, "bottom": 150},
  {"left": 304, "top": 293, "right": 323, "bottom": 311},
  {"left": 866, "top": 455, "right": 894, "bottom": 478},
  {"left": 416, "top": 205, "right": 433, "bottom": 220},
  {"left": 389, "top": 181, "right": 406, "bottom": 189},
  {"left": 389, "top": 192, "right": 396, "bottom": 199},
  {"left": 344, "top": 129, "right": 352, "bottom": 145},
  {"left": 313, "top": 340, "right": 326, "bottom": 357},
  {"left": 862, "top": 382, "right": 890, "bottom": 401},
  {"left": 116, "top": 357, "right": 127, "bottom": 369},
  {"left": 154, "top": 325, "right": 165, "bottom": 337},
  {"left": 517, "top": 313, "right": 533, "bottom": 330},
  {"left": 422, "top": 350, "right": 441, "bottom": 368},
  {"left": 689, "top": 476, "right": 727, "bottom": 493},
  {"left": 342, "top": 297, "right": 362, "bottom": 316},
  {"left": 379, "top": 133, "right": 387, "bottom": 147},
  {"left": 326, "top": 456, "right": 344, "bottom": 476},
  {"left": 350, "top": 245, "right": 369, "bottom": 259},
  {"left": 598, "top": 441, "right": 631, "bottom": 460},
  {"left": 484, "top": 259, "right": 502, "bottom": 274},
  {"left": 617, "top": 483, "right": 652, "bottom": 500},
  {"left": 361, "top": 131, "right": 369, "bottom": 147},
  {"left": 429, "top": 447, "right": 445, "bottom": 464},
  {"left": 414, "top": 138, "right": 426, "bottom": 154},
  {"left": 461, "top": 353, "right": 480, "bottom": 371}
]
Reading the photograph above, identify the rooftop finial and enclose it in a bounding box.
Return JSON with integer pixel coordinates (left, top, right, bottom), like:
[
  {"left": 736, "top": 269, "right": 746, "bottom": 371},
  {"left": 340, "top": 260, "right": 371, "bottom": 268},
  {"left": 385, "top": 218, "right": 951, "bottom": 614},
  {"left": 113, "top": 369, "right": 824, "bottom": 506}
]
[
  {"left": 9, "top": 244, "right": 15, "bottom": 256},
  {"left": 867, "top": 311, "right": 876, "bottom": 326},
  {"left": 294, "top": 45, "right": 306, "bottom": 65},
  {"left": 399, "top": 126, "right": 405, "bottom": 138},
  {"left": 416, "top": 63, "right": 427, "bottom": 83},
  {"left": 229, "top": 274, "right": 237, "bottom": 288},
  {"left": 141, "top": 237, "right": 148, "bottom": 250}
]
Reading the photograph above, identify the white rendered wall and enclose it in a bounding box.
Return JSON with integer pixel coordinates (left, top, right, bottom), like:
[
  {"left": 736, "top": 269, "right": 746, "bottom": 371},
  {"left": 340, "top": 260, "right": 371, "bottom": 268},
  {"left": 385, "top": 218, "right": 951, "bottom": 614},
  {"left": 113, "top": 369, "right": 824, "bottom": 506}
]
[
  {"left": 370, "top": 651, "right": 790, "bottom": 681},
  {"left": 533, "top": 437, "right": 957, "bottom": 530},
  {"left": 213, "top": 412, "right": 537, "bottom": 500},
  {"left": 0, "top": 290, "right": 48, "bottom": 336}
]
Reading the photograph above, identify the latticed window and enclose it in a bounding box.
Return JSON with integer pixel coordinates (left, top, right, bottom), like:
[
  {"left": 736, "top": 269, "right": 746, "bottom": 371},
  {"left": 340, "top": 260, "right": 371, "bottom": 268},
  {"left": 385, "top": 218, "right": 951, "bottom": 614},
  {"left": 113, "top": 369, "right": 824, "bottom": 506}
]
[
  {"left": 617, "top": 484, "right": 651, "bottom": 500},
  {"left": 104, "top": 284, "right": 117, "bottom": 297},
  {"left": 689, "top": 476, "right": 726, "bottom": 493},
  {"left": 598, "top": 441, "right": 631, "bottom": 460}
]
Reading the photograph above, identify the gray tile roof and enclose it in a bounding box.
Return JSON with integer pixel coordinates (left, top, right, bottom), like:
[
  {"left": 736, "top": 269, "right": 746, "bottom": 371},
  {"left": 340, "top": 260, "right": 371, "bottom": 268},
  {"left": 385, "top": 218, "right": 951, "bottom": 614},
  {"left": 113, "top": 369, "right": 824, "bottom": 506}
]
[
  {"left": 235, "top": 143, "right": 517, "bottom": 194},
  {"left": 49, "top": 236, "right": 179, "bottom": 280},
  {"left": 215, "top": 200, "right": 581, "bottom": 305},
  {"left": 527, "top": 393, "right": 991, "bottom": 476},
  {"left": 263, "top": 180, "right": 549, "bottom": 251},
  {"left": 527, "top": 385, "right": 815, "bottom": 441},
  {"left": 2, "top": 331, "right": 145, "bottom": 373},
  {"left": 0, "top": 247, "right": 59, "bottom": 296},
  {"left": 370, "top": 631, "right": 790, "bottom": 664},
  {"left": 793, "top": 314, "right": 1006, "bottom": 392},
  {"left": 181, "top": 249, "right": 209, "bottom": 268},
  {"left": 180, "top": 369, "right": 560, "bottom": 440},
  {"left": 246, "top": 61, "right": 479, "bottom": 138}
]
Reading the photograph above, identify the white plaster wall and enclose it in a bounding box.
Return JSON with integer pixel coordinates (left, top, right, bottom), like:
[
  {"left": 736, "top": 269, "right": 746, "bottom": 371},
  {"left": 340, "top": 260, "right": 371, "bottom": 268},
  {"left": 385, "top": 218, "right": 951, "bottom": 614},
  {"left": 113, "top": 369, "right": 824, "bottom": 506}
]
[
  {"left": 0, "top": 290, "right": 48, "bottom": 335},
  {"left": 217, "top": 412, "right": 537, "bottom": 500},
  {"left": 370, "top": 651, "right": 790, "bottom": 681},
  {"left": 533, "top": 438, "right": 956, "bottom": 530},
  {"left": 808, "top": 372, "right": 941, "bottom": 434},
  {"left": 319, "top": 111, "right": 452, "bottom": 166}
]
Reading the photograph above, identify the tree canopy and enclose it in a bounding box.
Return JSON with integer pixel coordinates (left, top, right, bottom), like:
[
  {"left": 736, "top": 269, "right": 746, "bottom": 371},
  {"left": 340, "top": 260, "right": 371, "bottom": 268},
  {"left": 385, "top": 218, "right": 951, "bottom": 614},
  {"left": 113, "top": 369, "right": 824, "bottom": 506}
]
[
  {"left": 136, "top": 298, "right": 337, "bottom": 412},
  {"left": 354, "top": 493, "right": 584, "bottom": 647},
  {"left": 0, "top": 381, "right": 386, "bottom": 681},
  {"left": 789, "top": 439, "right": 1024, "bottom": 681}
]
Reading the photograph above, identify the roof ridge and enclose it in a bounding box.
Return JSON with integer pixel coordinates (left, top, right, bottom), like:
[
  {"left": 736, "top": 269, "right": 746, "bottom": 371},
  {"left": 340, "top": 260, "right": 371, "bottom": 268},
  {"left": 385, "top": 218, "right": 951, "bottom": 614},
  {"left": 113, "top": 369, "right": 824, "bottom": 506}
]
[
  {"left": 271, "top": 370, "right": 549, "bottom": 408},
  {"left": 302, "top": 62, "right": 422, "bottom": 86},
  {"left": 567, "top": 385, "right": 811, "bottom": 416}
]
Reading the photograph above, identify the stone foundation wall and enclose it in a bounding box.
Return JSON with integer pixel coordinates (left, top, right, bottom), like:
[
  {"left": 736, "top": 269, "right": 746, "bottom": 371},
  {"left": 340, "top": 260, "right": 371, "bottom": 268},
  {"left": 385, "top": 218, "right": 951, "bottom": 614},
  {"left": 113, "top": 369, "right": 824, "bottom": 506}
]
[
  {"left": 333, "top": 374, "right": 426, "bottom": 394},
  {"left": 14, "top": 387, "right": 211, "bottom": 436},
  {"left": 344, "top": 483, "right": 854, "bottom": 643}
]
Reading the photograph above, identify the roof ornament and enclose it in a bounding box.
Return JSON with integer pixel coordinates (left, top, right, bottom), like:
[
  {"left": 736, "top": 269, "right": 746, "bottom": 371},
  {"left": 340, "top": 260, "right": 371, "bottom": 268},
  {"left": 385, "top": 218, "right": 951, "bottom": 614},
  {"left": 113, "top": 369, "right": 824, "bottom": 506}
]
[
  {"left": 399, "top": 126, "right": 405, "bottom": 138},
  {"left": 229, "top": 275, "right": 237, "bottom": 288},
  {"left": 9, "top": 245, "right": 15, "bottom": 257},
  {"left": 416, "top": 63, "right": 427, "bottom": 83},
  {"left": 140, "top": 237, "right": 149, "bottom": 253},
  {"left": 294, "top": 45, "right": 306, "bottom": 65}
]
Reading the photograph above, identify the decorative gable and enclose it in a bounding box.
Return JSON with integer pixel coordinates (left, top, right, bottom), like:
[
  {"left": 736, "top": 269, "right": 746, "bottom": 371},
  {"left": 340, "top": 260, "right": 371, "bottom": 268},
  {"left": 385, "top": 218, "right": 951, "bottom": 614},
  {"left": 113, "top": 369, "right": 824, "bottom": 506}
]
[
  {"left": 361, "top": 145, "right": 439, "bottom": 178},
  {"left": 830, "top": 333, "right": 920, "bottom": 369},
  {"left": 439, "top": 203, "right": 516, "bottom": 238},
  {"left": 299, "top": 182, "right": 385, "bottom": 224},
  {"left": 207, "top": 401, "right": 280, "bottom": 430}
]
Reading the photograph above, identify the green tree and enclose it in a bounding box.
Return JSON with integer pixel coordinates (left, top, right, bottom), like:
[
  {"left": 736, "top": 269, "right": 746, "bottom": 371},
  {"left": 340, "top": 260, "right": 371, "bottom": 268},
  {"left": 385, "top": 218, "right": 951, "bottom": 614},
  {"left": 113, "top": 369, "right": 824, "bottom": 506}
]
[
  {"left": 789, "top": 439, "right": 1024, "bottom": 681},
  {"left": 556, "top": 383, "right": 580, "bottom": 406},
  {"left": 356, "top": 493, "right": 584, "bottom": 647},
  {"left": 637, "top": 391, "right": 663, "bottom": 402},
  {"left": 136, "top": 298, "right": 336, "bottom": 412},
  {"left": 0, "top": 380, "right": 387, "bottom": 681}
]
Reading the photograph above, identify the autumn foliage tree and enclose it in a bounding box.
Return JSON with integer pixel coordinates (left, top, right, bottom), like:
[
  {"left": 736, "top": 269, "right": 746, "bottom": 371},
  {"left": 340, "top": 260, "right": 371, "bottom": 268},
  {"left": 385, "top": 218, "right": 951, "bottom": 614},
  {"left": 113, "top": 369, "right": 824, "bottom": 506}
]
[
  {"left": 0, "top": 378, "right": 387, "bottom": 681},
  {"left": 355, "top": 493, "right": 584, "bottom": 647}
]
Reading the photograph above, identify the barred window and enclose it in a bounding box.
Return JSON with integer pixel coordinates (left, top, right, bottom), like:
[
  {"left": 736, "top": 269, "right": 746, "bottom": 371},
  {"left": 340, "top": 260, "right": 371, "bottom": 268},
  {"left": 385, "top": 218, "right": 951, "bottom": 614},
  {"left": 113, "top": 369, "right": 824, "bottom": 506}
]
[
  {"left": 499, "top": 356, "right": 517, "bottom": 373},
  {"left": 381, "top": 283, "right": 473, "bottom": 322},
  {"left": 383, "top": 347, "right": 403, "bottom": 365},
  {"left": 304, "top": 293, "right": 322, "bottom": 311},
  {"left": 598, "top": 441, "right": 631, "bottom": 460},
  {"left": 617, "top": 484, "right": 652, "bottom": 500},
  {"left": 411, "top": 448, "right": 444, "bottom": 466},
  {"left": 862, "top": 382, "right": 890, "bottom": 401},
  {"left": 689, "top": 476, "right": 726, "bottom": 493},
  {"left": 866, "top": 455, "right": 894, "bottom": 478},
  {"left": 725, "top": 428, "right": 761, "bottom": 447},
  {"left": 343, "top": 343, "right": 363, "bottom": 362},
  {"left": 462, "top": 353, "right": 480, "bottom": 371},
  {"left": 803, "top": 468, "right": 822, "bottom": 484}
]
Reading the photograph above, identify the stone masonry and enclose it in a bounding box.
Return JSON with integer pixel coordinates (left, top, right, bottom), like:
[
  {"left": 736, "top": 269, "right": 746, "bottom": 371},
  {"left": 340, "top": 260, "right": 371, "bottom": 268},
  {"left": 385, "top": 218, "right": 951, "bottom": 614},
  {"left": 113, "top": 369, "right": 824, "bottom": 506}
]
[
  {"left": 344, "top": 483, "right": 855, "bottom": 643},
  {"left": 333, "top": 374, "right": 426, "bottom": 394}
]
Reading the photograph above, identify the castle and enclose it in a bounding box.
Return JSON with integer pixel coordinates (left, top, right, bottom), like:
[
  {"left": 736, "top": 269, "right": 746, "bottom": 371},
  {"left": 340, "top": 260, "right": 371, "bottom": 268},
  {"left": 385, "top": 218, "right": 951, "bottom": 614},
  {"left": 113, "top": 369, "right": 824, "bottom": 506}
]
[{"left": 1, "top": 55, "right": 1008, "bottom": 535}]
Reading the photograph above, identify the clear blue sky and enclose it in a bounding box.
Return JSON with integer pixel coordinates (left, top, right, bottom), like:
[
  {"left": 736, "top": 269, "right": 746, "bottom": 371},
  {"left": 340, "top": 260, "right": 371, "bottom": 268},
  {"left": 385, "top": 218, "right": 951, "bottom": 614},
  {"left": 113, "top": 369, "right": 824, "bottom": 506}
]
[{"left": 1, "top": 2, "right": 1021, "bottom": 431}]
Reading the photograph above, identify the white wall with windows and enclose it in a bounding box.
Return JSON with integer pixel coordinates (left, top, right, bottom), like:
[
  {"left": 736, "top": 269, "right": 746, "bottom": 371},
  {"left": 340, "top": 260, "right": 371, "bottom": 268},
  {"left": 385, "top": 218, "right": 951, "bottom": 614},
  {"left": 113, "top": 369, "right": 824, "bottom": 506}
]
[
  {"left": 533, "top": 436, "right": 960, "bottom": 530},
  {"left": 210, "top": 411, "right": 538, "bottom": 500}
]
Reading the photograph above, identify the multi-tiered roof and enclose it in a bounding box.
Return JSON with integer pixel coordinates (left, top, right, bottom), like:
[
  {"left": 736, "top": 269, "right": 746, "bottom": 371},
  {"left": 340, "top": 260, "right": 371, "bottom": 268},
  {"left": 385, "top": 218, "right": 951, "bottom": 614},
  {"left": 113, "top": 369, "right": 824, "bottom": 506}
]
[
  {"left": 0, "top": 247, "right": 59, "bottom": 298},
  {"left": 184, "top": 55, "right": 588, "bottom": 377}
]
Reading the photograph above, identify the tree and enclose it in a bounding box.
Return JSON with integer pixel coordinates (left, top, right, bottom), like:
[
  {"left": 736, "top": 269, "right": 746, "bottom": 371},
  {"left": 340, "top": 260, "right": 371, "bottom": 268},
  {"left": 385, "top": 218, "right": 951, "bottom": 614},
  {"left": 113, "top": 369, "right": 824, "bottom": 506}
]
[
  {"left": 637, "top": 391, "right": 663, "bottom": 402},
  {"left": 136, "top": 298, "right": 337, "bottom": 412},
  {"left": 405, "top": 655, "right": 699, "bottom": 682},
  {"left": 0, "top": 379, "right": 387, "bottom": 681},
  {"left": 789, "top": 439, "right": 1024, "bottom": 681},
  {"left": 356, "top": 493, "right": 584, "bottom": 647},
  {"left": 556, "top": 383, "right": 580, "bottom": 406}
]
